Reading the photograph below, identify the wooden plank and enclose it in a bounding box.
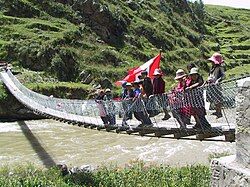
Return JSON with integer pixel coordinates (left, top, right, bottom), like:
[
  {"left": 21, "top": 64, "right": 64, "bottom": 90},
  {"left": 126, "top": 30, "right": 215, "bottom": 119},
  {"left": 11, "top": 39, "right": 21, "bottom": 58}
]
[{"left": 154, "top": 128, "right": 176, "bottom": 137}]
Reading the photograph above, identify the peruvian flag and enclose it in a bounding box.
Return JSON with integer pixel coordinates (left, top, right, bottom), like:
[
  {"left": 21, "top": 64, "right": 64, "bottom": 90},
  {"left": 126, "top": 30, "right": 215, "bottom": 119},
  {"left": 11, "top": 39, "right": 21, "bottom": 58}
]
[{"left": 115, "top": 53, "right": 161, "bottom": 86}]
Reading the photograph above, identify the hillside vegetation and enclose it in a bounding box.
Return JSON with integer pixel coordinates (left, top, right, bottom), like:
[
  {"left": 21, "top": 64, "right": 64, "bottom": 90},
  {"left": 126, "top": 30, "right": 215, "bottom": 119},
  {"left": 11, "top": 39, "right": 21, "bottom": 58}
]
[
  {"left": 205, "top": 5, "right": 250, "bottom": 77},
  {"left": 0, "top": 0, "right": 249, "bottom": 92}
]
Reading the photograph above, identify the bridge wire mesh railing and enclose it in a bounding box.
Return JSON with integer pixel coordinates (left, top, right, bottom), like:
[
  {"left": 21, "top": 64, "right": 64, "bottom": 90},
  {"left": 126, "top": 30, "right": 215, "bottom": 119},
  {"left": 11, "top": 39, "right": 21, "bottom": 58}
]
[{"left": 4, "top": 70, "right": 240, "bottom": 134}]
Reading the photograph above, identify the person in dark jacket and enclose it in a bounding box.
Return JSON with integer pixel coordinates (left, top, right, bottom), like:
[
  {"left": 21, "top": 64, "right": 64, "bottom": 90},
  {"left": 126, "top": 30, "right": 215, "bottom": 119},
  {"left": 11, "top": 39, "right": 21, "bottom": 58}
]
[
  {"left": 152, "top": 69, "right": 171, "bottom": 120},
  {"left": 140, "top": 70, "right": 157, "bottom": 118},
  {"left": 132, "top": 80, "right": 153, "bottom": 127},
  {"left": 141, "top": 70, "right": 153, "bottom": 97},
  {"left": 206, "top": 52, "right": 225, "bottom": 118}
]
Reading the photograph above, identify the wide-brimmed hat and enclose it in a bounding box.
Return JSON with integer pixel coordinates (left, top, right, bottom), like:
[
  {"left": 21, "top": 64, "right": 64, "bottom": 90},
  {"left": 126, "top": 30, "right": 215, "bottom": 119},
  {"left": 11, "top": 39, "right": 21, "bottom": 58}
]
[
  {"left": 121, "top": 81, "right": 127, "bottom": 88},
  {"left": 105, "top": 88, "right": 111, "bottom": 93},
  {"left": 189, "top": 67, "right": 199, "bottom": 75},
  {"left": 153, "top": 68, "right": 162, "bottom": 76},
  {"left": 125, "top": 82, "right": 132, "bottom": 86},
  {"left": 174, "top": 69, "right": 186, "bottom": 80},
  {"left": 208, "top": 52, "right": 224, "bottom": 65}
]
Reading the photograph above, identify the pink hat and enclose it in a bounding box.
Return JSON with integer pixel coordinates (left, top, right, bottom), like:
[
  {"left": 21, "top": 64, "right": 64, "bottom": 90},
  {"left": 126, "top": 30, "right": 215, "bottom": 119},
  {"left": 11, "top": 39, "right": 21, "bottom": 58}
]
[{"left": 208, "top": 52, "right": 224, "bottom": 65}]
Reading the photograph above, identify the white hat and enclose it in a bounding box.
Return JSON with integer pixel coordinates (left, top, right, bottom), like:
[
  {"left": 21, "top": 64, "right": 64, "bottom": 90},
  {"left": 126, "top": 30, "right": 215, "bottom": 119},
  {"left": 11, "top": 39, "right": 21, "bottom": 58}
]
[
  {"left": 125, "top": 82, "right": 132, "bottom": 86},
  {"left": 189, "top": 67, "right": 199, "bottom": 75},
  {"left": 105, "top": 88, "right": 111, "bottom": 93},
  {"left": 153, "top": 68, "right": 162, "bottom": 76},
  {"left": 174, "top": 69, "right": 186, "bottom": 80}
]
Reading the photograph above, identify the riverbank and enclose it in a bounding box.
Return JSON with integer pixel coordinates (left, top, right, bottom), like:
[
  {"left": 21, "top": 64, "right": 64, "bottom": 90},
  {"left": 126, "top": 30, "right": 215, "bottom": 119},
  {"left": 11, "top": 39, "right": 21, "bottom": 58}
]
[
  {"left": 0, "top": 163, "right": 210, "bottom": 187},
  {"left": 0, "top": 119, "right": 235, "bottom": 168}
]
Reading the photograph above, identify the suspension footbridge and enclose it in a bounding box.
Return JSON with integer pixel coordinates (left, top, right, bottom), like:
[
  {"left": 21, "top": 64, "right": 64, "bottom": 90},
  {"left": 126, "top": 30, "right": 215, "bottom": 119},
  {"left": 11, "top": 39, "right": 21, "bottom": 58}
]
[{"left": 0, "top": 70, "right": 245, "bottom": 142}]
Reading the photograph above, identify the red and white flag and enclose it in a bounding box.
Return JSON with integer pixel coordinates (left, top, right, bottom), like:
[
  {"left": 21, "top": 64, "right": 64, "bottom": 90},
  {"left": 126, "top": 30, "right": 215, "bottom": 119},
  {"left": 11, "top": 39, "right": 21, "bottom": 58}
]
[{"left": 115, "top": 53, "right": 161, "bottom": 86}]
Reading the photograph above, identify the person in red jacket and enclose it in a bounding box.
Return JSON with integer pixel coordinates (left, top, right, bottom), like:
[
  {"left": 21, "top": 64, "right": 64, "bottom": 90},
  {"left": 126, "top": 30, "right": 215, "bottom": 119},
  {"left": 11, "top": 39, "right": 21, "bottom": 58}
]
[{"left": 152, "top": 69, "right": 171, "bottom": 120}]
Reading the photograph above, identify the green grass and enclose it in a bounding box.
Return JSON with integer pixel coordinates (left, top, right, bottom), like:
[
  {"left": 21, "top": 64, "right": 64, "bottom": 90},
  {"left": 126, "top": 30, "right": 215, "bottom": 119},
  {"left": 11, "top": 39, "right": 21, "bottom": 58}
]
[
  {"left": 0, "top": 163, "right": 210, "bottom": 187},
  {"left": 226, "top": 64, "right": 250, "bottom": 77}
]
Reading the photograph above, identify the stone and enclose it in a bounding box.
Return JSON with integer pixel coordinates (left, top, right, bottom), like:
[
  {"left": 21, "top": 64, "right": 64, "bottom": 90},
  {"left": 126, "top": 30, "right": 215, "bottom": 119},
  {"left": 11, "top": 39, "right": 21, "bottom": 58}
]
[
  {"left": 237, "top": 77, "right": 250, "bottom": 87},
  {"left": 210, "top": 155, "right": 250, "bottom": 187},
  {"left": 68, "top": 165, "right": 96, "bottom": 174},
  {"left": 210, "top": 78, "right": 250, "bottom": 186},
  {"left": 57, "top": 164, "right": 69, "bottom": 176}
]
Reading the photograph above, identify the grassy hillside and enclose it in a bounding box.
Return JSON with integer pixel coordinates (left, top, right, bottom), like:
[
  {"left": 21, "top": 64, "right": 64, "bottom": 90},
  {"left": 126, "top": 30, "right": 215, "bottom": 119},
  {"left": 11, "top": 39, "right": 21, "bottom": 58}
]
[
  {"left": 0, "top": 0, "right": 249, "bottom": 94},
  {"left": 205, "top": 5, "right": 250, "bottom": 77}
]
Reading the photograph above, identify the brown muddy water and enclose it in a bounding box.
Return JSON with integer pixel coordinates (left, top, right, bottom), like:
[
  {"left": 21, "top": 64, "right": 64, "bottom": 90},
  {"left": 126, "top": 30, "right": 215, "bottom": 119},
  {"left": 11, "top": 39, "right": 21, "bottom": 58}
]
[{"left": 0, "top": 119, "right": 235, "bottom": 168}]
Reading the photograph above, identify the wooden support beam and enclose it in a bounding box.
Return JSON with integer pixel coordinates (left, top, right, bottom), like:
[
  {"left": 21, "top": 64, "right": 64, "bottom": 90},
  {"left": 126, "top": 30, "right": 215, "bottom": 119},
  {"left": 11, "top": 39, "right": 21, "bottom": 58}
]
[
  {"left": 196, "top": 127, "right": 222, "bottom": 140},
  {"left": 97, "top": 126, "right": 105, "bottom": 130},
  {"left": 106, "top": 126, "right": 117, "bottom": 132},
  {"left": 116, "top": 126, "right": 129, "bottom": 133},
  {"left": 174, "top": 129, "right": 197, "bottom": 139},
  {"left": 77, "top": 122, "right": 84, "bottom": 127},
  {"left": 126, "top": 128, "right": 140, "bottom": 135},
  {"left": 83, "top": 124, "right": 91, "bottom": 128},
  {"left": 224, "top": 133, "right": 235, "bottom": 142},
  {"left": 90, "top": 124, "right": 97, "bottom": 129},
  {"left": 138, "top": 129, "right": 156, "bottom": 136},
  {"left": 196, "top": 132, "right": 221, "bottom": 140}
]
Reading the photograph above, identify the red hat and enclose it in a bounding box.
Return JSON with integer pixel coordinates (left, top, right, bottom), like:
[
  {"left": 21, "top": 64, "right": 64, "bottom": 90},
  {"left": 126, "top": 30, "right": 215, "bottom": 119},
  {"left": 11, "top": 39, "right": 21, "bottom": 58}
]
[{"left": 208, "top": 52, "right": 224, "bottom": 65}]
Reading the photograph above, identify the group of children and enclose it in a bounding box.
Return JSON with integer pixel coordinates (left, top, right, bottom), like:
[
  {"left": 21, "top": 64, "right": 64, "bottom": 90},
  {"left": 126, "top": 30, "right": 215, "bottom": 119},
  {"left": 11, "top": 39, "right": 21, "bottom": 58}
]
[{"left": 95, "top": 52, "right": 225, "bottom": 129}]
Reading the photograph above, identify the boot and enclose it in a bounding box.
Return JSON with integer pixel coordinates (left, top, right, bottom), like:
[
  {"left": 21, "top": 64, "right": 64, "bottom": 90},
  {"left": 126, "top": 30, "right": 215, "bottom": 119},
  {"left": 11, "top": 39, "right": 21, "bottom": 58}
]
[{"left": 162, "top": 111, "right": 171, "bottom": 120}]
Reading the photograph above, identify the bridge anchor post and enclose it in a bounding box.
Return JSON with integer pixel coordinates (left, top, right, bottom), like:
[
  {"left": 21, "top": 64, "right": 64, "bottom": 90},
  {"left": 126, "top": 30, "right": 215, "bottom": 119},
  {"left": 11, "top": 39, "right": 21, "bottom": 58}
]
[{"left": 210, "top": 77, "right": 250, "bottom": 186}]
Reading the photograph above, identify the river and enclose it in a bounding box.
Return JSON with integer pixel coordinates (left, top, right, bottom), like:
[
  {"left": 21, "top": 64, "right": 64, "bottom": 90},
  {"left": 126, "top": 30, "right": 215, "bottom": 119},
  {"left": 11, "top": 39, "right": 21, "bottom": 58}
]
[{"left": 0, "top": 119, "right": 235, "bottom": 168}]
